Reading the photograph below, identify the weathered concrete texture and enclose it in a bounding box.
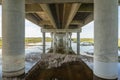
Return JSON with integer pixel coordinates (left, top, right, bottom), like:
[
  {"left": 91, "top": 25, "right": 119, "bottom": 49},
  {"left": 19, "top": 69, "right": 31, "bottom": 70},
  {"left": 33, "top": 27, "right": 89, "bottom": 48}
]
[
  {"left": 94, "top": 75, "right": 117, "bottom": 80},
  {"left": 94, "top": 0, "right": 118, "bottom": 79},
  {"left": 2, "top": 0, "right": 25, "bottom": 78},
  {"left": 25, "top": 54, "right": 93, "bottom": 80}
]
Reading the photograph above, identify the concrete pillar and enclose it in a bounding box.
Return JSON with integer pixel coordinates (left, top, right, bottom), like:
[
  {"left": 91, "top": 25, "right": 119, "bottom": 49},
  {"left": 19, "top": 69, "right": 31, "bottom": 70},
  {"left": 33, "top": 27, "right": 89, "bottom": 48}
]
[
  {"left": 66, "top": 32, "right": 69, "bottom": 54},
  {"left": 53, "top": 33, "right": 56, "bottom": 54},
  {"left": 51, "top": 32, "right": 53, "bottom": 49},
  {"left": 77, "top": 32, "right": 80, "bottom": 55},
  {"left": 94, "top": 0, "right": 118, "bottom": 79},
  {"left": 69, "top": 33, "right": 72, "bottom": 49},
  {"left": 2, "top": 0, "right": 25, "bottom": 78},
  {"left": 56, "top": 33, "right": 65, "bottom": 48},
  {"left": 42, "top": 32, "right": 45, "bottom": 54}
]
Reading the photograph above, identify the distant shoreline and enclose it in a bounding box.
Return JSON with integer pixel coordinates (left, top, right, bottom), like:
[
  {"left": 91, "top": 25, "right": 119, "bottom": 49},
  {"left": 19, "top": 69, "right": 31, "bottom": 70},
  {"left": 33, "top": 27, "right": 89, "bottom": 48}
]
[{"left": 0, "top": 38, "right": 120, "bottom": 48}]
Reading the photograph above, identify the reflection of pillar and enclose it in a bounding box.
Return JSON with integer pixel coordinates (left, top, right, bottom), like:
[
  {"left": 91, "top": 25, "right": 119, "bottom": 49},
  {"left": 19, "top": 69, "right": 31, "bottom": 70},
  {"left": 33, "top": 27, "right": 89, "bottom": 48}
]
[
  {"left": 42, "top": 32, "right": 45, "bottom": 54},
  {"left": 2, "top": 0, "right": 25, "bottom": 77},
  {"left": 77, "top": 32, "right": 80, "bottom": 55},
  {"left": 94, "top": 0, "right": 118, "bottom": 79}
]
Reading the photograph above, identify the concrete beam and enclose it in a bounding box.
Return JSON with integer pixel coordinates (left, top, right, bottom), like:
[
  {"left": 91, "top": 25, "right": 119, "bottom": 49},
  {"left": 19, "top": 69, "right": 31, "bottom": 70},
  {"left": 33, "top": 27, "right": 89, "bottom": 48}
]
[
  {"left": 78, "top": 4, "right": 93, "bottom": 12},
  {"left": 62, "top": 4, "right": 72, "bottom": 28},
  {"left": 77, "top": 13, "right": 93, "bottom": 28},
  {"left": 26, "top": 15, "right": 53, "bottom": 29},
  {"left": 0, "top": 0, "right": 120, "bottom": 4},
  {"left": 40, "top": 4, "right": 57, "bottom": 29},
  {"left": 26, "top": 14, "right": 44, "bottom": 27},
  {"left": 25, "top": 0, "right": 93, "bottom": 4},
  {"left": 84, "top": 13, "right": 93, "bottom": 25},
  {"left": 25, "top": 4, "right": 43, "bottom": 13},
  {"left": 38, "top": 20, "right": 51, "bottom": 25},
  {"left": 41, "top": 29, "right": 81, "bottom": 32},
  {"left": 55, "top": 4, "right": 61, "bottom": 28},
  {"left": 0, "top": 0, "right": 1, "bottom": 4},
  {"left": 65, "top": 3, "right": 81, "bottom": 29},
  {"left": 71, "top": 20, "right": 84, "bottom": 25},
  {"left": 37, "top": 20, "right": 84, "bottom": 26}
]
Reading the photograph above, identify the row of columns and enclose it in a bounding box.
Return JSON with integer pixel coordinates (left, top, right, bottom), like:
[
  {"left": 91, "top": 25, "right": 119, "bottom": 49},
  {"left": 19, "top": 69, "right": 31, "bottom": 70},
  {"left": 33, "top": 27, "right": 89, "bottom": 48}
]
[
  {"left": 42, "top": 32, "right": 80, "bottom": 54},
  {"left": 2, "top": 0, "right": 119, "bottom": 80}
]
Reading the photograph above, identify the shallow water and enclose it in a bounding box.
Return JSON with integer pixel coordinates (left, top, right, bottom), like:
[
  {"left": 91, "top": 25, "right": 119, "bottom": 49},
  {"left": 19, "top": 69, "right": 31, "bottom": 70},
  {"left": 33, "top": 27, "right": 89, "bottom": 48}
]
[{"left": 0, "top": 42, "right": 119, "bottom": 79}]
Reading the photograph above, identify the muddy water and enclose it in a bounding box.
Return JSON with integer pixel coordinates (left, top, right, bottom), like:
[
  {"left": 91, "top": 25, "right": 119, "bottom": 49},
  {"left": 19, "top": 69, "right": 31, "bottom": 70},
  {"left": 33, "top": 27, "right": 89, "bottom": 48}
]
[{"left": 25, "top": 54, "right": 93, "bottom": 80}]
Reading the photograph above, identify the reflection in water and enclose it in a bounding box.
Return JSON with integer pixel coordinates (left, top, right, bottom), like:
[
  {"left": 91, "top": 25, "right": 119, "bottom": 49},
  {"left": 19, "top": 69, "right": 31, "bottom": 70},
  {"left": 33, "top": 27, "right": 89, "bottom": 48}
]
[{"left": 0, "top": 42, "right": 120, "bottom": 79}]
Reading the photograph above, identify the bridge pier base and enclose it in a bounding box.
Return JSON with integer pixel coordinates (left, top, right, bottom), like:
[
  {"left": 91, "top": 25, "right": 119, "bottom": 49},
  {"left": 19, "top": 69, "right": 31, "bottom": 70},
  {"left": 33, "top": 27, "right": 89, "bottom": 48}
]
[{"left": 94, "top": 0, "right": 118, "bottom": 79}]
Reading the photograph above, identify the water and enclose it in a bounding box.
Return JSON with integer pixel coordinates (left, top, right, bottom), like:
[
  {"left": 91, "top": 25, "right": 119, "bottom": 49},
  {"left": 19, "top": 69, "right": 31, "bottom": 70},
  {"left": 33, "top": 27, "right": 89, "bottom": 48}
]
[
  {"left": 0, "top": 42, "right": 51, "bottom": 79},
  {"left": 0, "top": 42, "right": 119, "bottom": 79}
]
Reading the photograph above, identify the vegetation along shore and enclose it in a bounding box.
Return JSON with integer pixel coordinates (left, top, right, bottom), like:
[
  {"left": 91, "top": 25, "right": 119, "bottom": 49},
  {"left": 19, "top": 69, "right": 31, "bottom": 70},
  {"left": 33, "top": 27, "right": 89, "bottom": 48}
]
[{"left": 0, "top": 38, "right": 120, "bottom": 48}]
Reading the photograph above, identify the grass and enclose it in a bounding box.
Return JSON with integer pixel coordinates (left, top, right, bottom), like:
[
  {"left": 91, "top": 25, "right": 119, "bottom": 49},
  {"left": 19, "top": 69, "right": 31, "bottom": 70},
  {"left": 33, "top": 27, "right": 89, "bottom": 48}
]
[
  {"left": 0, "top": 37, "right": 52, "bottom": 48},
  {"left": 0, "top": 38, "right": 120, "bottom": 48},
  {"left": 118, "top": 39, "right": 120, "bottom": 48},
  {"left": 25, "top": 37, "right": 52, "bottom": 45},
  {"left": 72, "top": 38, "right": 94, "bottom": 44},
  {"left": 73, "top": 38, "right": 120, "bottom": 48}
]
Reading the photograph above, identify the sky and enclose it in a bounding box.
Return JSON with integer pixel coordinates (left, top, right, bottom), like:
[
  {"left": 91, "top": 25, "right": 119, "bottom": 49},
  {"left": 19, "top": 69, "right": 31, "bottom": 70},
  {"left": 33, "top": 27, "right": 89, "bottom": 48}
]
[
  {"left": 25, "top": 18, "right": 94, "bottom": 38},
  {"left": 0, "top": 6, "right": 120, "bottom": 38}
]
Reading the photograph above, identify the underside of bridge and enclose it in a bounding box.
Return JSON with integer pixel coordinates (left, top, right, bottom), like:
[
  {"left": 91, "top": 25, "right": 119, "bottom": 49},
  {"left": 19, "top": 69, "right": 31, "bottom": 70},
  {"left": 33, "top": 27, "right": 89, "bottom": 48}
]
[
  {"left": 25, "top": 2, "right": 93, "bottom": 29},
  {"left": 1, "top": 0, "right": 119, "bottom": 80},
  {"left": 25, "top": 0, "right": 94, "bottom": 55}
]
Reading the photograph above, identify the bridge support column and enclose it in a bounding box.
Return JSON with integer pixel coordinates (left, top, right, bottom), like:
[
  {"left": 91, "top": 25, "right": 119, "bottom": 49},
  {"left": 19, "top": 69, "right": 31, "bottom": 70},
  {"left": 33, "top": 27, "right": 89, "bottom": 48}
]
[
  {"left": 56, "top": 33, "right": 65, "bottom": 48},
  {"left": 51, "top": 32, "right": 53, "bottom": 49},
  {"left": 69, "top": 33, "right": 72, "bottom": 49},
  {"left": 42, "top": 32, "right": 46, "bottom": 54},
  {"left": 53, "top": 33, "right": 57, "bottom": 54},
  {"left": 77, "top": 32, "right": 80, "bottom": 55},
  {"left": 94, "top": 0, "right": 118, "bottom": 80},
  {"left": 2, "top": 0, "right": 25, "bottom": 78},
  {"left": 66, "top": 32, "right": 69, "bottom": 54}
]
